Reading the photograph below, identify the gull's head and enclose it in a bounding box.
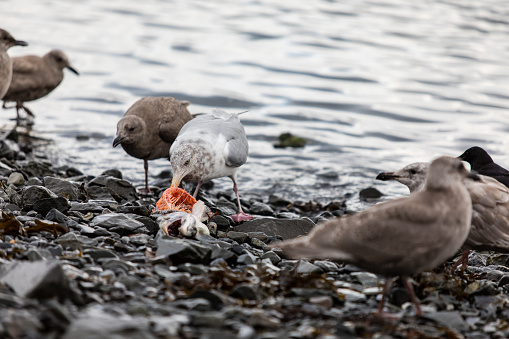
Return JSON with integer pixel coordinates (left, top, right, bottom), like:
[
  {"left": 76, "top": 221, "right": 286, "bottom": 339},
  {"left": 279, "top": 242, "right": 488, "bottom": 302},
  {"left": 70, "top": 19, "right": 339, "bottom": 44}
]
[
  {"left": 426, "top": 156, "right": 479, "bottom": 190},
  {"left": 170, "top": 145, "right": 201, "bottom": 187},
  {"left": 376, "top": 162, "right": 430, "bottom": 193},
  {"left": 0, "top": 29, "right": 27, "bottom": 52},
  {"left": 47, "top": 49, "right": 79, "bottom": 75},
  {"left": 113, "top": 115, "right": 144, "bottom": 147},
  {"left": 458, "top": 146, "right": 493, "bottom": 171}
]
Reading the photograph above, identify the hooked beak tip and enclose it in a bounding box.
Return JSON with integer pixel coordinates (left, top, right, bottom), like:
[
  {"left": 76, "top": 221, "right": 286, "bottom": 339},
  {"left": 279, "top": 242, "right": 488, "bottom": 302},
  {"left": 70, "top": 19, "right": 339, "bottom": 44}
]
[{"left": 376, "top": 172, "right": 396, "bottom": 181}]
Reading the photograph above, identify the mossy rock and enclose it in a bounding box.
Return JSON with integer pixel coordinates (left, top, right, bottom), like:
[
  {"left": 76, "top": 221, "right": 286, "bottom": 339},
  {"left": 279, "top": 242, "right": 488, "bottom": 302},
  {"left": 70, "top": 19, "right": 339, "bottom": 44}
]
[{"left": 273, "top": 133, "right": 307, "bottom": 148}]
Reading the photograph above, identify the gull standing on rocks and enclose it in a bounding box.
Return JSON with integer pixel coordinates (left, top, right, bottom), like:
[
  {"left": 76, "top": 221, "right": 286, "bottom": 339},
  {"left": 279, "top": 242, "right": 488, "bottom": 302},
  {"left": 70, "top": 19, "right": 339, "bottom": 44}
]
[
  {"left": 170, "top": 108, "right": 253, "bottom": 223},
  {"left": 2, "top": 49, "right": 79, "bottom": 121},
  {"left": 377, "top": 161, "right": 509, "bottom": 271},
  {"left": 113, "top": 97, "right": 193, "bottom": 194},
  {"left": 272, "top": 157, "right": 478, "bottom": 316},
  {"left": 0, "top": 29, "right": 27, "bottom": 99},
  {"left": 459, "top": 146, "right": 509, "bottom": 187}
]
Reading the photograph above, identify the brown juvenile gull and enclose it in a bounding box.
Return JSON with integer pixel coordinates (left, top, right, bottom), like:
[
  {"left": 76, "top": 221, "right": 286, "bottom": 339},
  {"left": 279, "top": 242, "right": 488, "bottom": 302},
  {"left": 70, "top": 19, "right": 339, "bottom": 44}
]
[
  {"left": 272, "top": 156, "right": 477, "bottom": 316},
  {"left": 0, "top": 29, "right": 28, "bottom": 99},
  {"left": 170, "top": 108, "right": 253, "bottom": 223},
  {"left": 2, "top": 49, "right": 79, "bottom": 120},
  {"left": 377, "top": 161, "right": 509, "bottom": 271},
  {"left": 458, "top": 146, "right": 509, "bottom": 188},
  {"left": 113, "top": 97, "right": 193, "bottom": 194}
]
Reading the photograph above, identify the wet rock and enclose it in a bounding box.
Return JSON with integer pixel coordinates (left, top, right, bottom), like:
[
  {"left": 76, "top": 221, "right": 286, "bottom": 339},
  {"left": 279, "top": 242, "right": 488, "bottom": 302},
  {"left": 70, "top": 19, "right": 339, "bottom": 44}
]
[
  {"left": 230, "top": 283, "right": 260, "bottom": 300},
  {"left": 25, "top": 248, "right": 54, "bottom": 261},
  {"left": 62, "top": 307, "right": 154, "bottom": 339},
  {"left": 296, "top": 260, "right": 323, "bottom": 275},
  {"left": 33, "top": 196, "right": 70, "bottom": 215},
  {"left": 102, "top": 169, "right": 122, "bottom": 179},
  {"left": 156, "top": 236, "right": 212, "bottom": 265},
  {"left": 237, "top": 251, "right": 257, "bottom": 265},
  {"left": 43, "top": 176, "right": 86, "bottom": 201},
  {"left": 0, "top": 260, "right": 76, "bottom": 301},
  {"left": 7, "top": 172, "right": 24, "bottom": 186},
  {"left": 69, "top": 201, "right": 105, "bottom": 213},
  {"left": 313, "top": 260, "right": 340, "bottom": 273},
  {"left": 249, "top": 201, "right": 275, "bottom": 216},
  {"left": 227, "top": 231, "right": 250, "bottom": 244},
  {"left": 90, "top": 213, "right": 145, "bottom": 234},
  {"left": 423, "top": 311, "right": 469, "bottom": 332},
  {"left": 234, "top": 218, "right": 314, "bottom": 240},
  {"left": 210, "top": 215, "right": 231, "bottom": 231},
  {"left": 188, "top": 289, "right": 227, "bottom": 310},
  {"left": 20, "top": 185, "right": 58, "bottom": 209},
  {"left": 56, "top": 232, "right": 98, "bottom": 250},
  {"left": 359, "top": 187, "right": 383, "bottom": 200},
  {"left": 351, "top": 272, "right": 380, "bottom": 288},
  {"left": 87, "top": 175, "right": 137, "bottom": 202},
  {"left": 261, "top": 251, "right": 281, "bottom": 265},
  {"left": 274, "top": 132, "right": 307, "bottom": 148},
  {"left": 215, "top": 199, "right": 238, "bottom": 216}
]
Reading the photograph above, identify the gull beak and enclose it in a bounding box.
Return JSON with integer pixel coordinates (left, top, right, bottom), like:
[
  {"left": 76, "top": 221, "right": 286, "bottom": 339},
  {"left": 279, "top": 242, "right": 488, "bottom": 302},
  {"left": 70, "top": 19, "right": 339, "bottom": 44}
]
[
  {"left": 171, "top": 174, "right": 183, "bottom": 188},
  {"left": 15, "top": 40, "right": 28, "bottom": 47},
  {"left": 112, "top": 136, "right": 124, "bottom": 148},
  {"left": 376, "top": 172, "right": 399, "bottom": 181},
  {"left": 67, "top": 66, "right": 80, "bottom": 76}
]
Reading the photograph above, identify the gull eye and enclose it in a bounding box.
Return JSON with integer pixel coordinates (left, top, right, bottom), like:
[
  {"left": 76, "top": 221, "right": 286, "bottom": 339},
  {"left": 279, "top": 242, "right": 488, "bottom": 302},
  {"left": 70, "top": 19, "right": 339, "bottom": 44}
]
[
  {"left": 184, "top": 160, "right": 190, "bottom": 166},
  {"left": 128, "top": 127, "right": 135, "bottom": 132},
  {"left": 409, "top": 169, "right": 417, "bottom": 175}
]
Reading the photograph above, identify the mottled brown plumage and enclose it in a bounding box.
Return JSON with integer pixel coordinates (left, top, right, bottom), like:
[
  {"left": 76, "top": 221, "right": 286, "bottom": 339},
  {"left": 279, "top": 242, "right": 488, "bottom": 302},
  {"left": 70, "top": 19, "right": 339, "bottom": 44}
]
[
  {"left": 0, "top": 29, "right": 27, "bottom": 100},
  {"left": 2, "top": 49, "right": 78, "bottom": 120},
  {"left": 273, "top": 157, "right": 477, "bottom": 316},
  {"left": 113, "top": 97, "right": 193, "bottom": 193},
  {"left": 377, "top": 161, "right": 509, "bottom": 270}
]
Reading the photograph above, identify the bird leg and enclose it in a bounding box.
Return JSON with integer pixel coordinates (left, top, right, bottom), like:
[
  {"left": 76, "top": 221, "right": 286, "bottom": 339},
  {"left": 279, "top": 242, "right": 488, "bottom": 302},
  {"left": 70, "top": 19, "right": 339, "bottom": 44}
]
[
  {"left": 402, "top": 276, "right": 422, "bottom": 316},
  {"left": 376, "top": 278, "right": 393, "bottom": 315},
  {"left": 451, "top": 249, "right": 470, "bottom": 274},
  {"left": 136, "top": 160, "right": 152, "bottom": 195},
  {"left": 193, "top": 181, "right": 203, "bottom": 199},
  {"left": 18, "top": 102, "right": 34, "bottom": 117},
  {"left": 230, "top": 178, "right": 253, "bottom": 223}
]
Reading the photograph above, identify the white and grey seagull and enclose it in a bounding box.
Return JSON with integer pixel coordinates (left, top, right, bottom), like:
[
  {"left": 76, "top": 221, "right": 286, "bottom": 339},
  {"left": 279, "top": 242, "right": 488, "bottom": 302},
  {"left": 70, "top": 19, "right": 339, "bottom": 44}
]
[{"left": 170, "top": 108, "right": 253, "bottom": 223}]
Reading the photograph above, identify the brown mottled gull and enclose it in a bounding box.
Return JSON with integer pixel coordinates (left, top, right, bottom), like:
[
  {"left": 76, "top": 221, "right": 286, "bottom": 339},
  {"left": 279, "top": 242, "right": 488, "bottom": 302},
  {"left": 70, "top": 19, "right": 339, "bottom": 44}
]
[
  {"left": 377, "top": 160, "right": 509, "bottom": 271},
  {"left": 170, "top": 108, "right": 253, "bottom": 223},
  {"left": 0, "top": 29, "right": 27, "bottom": 99},
  {"left": 2, "top": 49, "right": 79, "bottom": 120},
  {"left": 113, "top": 97, "right": 193, "bottom": 194},
  {"left": 272, "top": 156, "right": 477, "bottom": 316}
]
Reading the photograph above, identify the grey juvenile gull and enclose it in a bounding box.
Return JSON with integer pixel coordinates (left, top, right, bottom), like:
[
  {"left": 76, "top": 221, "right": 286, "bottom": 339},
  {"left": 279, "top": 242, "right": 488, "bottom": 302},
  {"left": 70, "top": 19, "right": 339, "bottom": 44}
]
[
  {"left": 272, "top": 156, "right": 477, "bottom": 316},
  {"left": 2, "top": 49, "right": 79, "bottom": 121},
  {"left": 377, "top": 161, "right": 509, "bottom": 271},
  {"left": 0, "top": 29, "right": 27, "bottom": 99},
  {"left": 170, "top": 108, "right": 253, "bottom": 223},
  {"left": 113, "top": 97, "right": 193, "bottom": 194},
  {"left": 458, "top": 146, "right": 509, "bottom": 187}
]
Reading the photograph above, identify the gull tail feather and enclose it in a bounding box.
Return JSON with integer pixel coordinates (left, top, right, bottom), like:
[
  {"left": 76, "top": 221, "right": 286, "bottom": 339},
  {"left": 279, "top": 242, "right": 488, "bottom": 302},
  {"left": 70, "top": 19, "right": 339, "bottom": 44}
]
[{"left": 270, "top": 236, "right": 352, "bottom": 261}]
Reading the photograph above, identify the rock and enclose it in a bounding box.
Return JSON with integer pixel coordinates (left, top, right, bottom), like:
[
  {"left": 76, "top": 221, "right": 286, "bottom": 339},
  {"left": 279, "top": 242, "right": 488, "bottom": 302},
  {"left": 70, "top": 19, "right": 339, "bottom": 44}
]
[
  {"left": 296, "top": 260, "right": 323, "bottom": 275},
  {"left": 43, "top": 176, "right": 86, "bottom": 201},
  {"left": 249, "top": 202, "right": 275, "bottom": 216},
  {"left": 33, "top": 197, "right": 70, "bottom": 215},
  {"left": 351, "top": 272, "right": 380, "bottom": 288},
  {"left": 423, "top": 311, "right": 469, "bottom": 332},
  {"left": 211, "top": 215, "right": 231, "bottom": 231},
  {"left": 0, "top": 260, "right": 77, "bottom": 301},
  {"left": 227, "top": 231, "right": 250, "bottom": 244},
  {"left": 234, "top": 218, "right": 314, "bottom": 240},
  {"left": 101, "top": 169, "right": 123, "bottom": 179},
  {"left": 359, "top": 187, "right": 383, "bottom": 200},
  {"left": 336, "top": 288, "right": 367, "bottom": 303},
  {"left": 230, "top": 283, "right": 260, "bottom": 300},
  {"left": 188, "top": 289, "right": 226, "bottom": 311},
  {"left": 261, "top": 251, "right": 281, "bottom": 265},
  {"left": 83, "top": 248, "right": 119, "bottom": 261},
  {"left": 20, "top": 185, "right": 58, "bottom": 209},
  {"left": 237, "top": 251, "right": 257, "bottom": 265},
  {"left": 156, "top": 236, "right": 212, "bottom": 265},
  {"left": 313, "top": 260, "right": 340, "bottom": 273},
  {"left": 69, "top": 202, "right": 105, "bottom": 213},
  {"left": 130, "top": 215, "right": 159, "bottom": 234},
  {"left": 62, "top": 307, "right": 154, "bottom": 339},
  {"left": 56, "top": 232, "right": 98, "bottom": 250},
  {"left": 90, "top": 213, "right": 145, "bottom": 234},
  {"left": 7, "top": 172, "right": 24, "bottom": 186},
  {"left": 273, "top": 133, "right": 307, "bottom": 148},
  {"left": 87, "top": 175, "right": 137, "bottom": 202}
]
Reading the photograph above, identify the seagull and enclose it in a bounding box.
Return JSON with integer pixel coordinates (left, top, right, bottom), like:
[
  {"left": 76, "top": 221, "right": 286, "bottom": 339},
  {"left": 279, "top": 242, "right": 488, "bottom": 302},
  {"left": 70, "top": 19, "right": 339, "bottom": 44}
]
[
  {"left": 272, "top": 156, "right": 477, "bottom": 316},
  {"left": 459, "top": 146, "right": 509, "bottom": 187},
  {"left": 0, "top": 29, "right": 27, "bottom": 100},
  {"left": 170, "top": 108, "right": 253, "bottom": 223},
  {"left": 113, "top": 97, "right": 193, "bottom": 194},
  {"left": 2, "top": 49, "right": 79, "bottom": 121},
  {"left": 377, "top": 160, "right": 509, "bottom": 271}
]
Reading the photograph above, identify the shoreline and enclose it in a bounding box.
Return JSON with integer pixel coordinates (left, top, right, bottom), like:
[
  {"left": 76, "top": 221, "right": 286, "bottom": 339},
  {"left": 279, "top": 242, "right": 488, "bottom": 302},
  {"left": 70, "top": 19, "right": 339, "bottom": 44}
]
[{"left": 0, "top": 128, "right": 507, "bottom": 339}]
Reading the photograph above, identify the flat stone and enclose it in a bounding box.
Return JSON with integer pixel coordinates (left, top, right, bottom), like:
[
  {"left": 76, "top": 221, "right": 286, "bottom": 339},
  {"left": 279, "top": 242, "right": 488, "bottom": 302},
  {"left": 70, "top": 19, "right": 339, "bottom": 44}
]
[
  {"left": 0, "top": 260, "right": 75, "bottom": 301},
  {"left": 156, "top": 236, "right": 212, "bottom": 265},
  {"left": 249, "top": 202, "right": 274, "bottom": 216},
  {"left": 69, "top": 202, "right": 105, "bottom": 213},
  {"left": 234, "top": 218, "right": 315, "bottom": 240},
  {"left": 90, "top": 213, "right": 145, "bottom": 232},
  {"left": 227, "top": 231, "right": 250, "bottom": 244},
  {"left": 43, "top": 176, "right": 86, "bottom": 201},
  {"left": 56, "top": 232, "right": 98, "bottom": 250}
]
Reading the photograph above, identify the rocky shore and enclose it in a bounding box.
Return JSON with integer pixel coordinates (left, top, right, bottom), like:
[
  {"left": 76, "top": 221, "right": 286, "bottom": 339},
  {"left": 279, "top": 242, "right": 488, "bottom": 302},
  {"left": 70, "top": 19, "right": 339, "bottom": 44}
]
[{"left": 0, "top": 129, "right": 508, "bottom": 339}]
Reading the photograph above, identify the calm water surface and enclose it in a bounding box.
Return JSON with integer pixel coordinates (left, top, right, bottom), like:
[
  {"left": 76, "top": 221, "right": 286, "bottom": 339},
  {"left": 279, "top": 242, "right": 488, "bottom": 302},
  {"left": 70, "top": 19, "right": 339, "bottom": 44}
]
[{"left": 2, "top": 0, "right": 509, "bottom": 210}]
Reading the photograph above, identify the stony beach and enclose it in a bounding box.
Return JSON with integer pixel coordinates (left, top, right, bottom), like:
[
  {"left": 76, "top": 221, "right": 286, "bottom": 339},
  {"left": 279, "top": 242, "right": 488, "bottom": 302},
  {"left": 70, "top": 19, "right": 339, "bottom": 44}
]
[{"left": 0, "top": 130, "right": 508, "bottom": 339}]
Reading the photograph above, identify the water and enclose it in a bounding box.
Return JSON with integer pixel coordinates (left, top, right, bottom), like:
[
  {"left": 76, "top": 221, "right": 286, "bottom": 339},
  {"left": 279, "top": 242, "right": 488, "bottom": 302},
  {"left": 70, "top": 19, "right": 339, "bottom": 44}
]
[{"left": 2, "top": 0, "right": 509, "bottom": 210}]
